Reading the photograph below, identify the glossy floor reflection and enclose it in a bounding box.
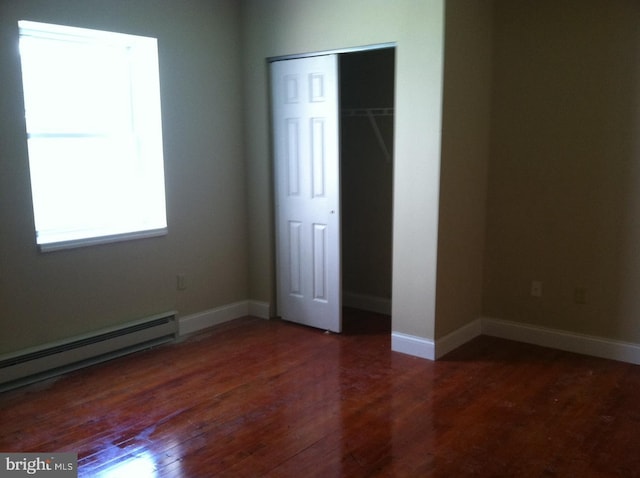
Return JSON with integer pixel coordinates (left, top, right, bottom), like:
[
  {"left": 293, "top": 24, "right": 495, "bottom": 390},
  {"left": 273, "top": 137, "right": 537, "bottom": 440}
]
[{"left": 2, "top": 310, "right": 640, "bottom": 476}]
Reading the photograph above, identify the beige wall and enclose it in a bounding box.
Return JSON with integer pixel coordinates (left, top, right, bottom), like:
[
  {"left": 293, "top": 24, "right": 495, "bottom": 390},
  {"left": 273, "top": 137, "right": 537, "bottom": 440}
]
[
  {"left": 0, "top": 0, "right": 248, "bottom": 354},
  {"left": 241, "top": 0, "right": 445, "bottom": 339},
  {"left": 485, "top": 0, "right": 640, "bottom": 342},
  {"left": 435, "top": 0, "right": 493, "bottom": 338},
  {"left": 4, "top": 0, "right": 636, "bottom": 361}
]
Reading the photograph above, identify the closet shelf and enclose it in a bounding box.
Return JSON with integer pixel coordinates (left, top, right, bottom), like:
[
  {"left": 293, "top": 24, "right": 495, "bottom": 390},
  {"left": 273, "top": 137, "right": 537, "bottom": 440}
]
[{"left": 341, "top": 107, "right": 394, "bottom": 163}]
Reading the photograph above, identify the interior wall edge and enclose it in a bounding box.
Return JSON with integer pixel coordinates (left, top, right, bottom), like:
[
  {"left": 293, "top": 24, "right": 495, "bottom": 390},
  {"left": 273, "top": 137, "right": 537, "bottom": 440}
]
[
  {"left": 248, "top": 300, "right": 271, "bottom": 319},
  {"left": 434, "top": 318, "right": 483, "bottom": 359}
]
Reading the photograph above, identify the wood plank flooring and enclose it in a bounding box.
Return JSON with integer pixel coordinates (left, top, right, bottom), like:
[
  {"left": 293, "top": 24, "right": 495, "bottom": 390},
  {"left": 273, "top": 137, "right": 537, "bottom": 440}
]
[{"left": 2, "top": 309, "right": 640, "bottom": 477}]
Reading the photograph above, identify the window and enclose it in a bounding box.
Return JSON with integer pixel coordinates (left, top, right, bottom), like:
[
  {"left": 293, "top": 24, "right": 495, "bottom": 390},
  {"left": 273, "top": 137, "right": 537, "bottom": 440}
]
[{"left": 18, "top": 20, "right": 167, "bottom": 252}]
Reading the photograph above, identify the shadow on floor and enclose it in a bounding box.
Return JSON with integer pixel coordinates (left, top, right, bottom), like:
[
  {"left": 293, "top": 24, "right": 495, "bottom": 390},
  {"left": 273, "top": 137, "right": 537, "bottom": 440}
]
[{"left": 341, "top": 307, "right": 391, "bottom": 336}]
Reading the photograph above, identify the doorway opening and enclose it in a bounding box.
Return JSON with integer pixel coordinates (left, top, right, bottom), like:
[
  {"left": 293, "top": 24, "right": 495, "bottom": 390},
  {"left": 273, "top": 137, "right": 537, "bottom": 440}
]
[
  {"left": 270, "top": 45, "right": 395, "bottom": 335},
  {"left": 339, "top": 48, "right": 395, "bottom": 335}
]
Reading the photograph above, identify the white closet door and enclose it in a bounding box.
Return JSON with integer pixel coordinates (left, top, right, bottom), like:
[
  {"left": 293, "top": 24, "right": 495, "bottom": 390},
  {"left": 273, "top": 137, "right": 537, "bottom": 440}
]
[{"left": 271, "top": 54, "right": 341, "bottom": 333}]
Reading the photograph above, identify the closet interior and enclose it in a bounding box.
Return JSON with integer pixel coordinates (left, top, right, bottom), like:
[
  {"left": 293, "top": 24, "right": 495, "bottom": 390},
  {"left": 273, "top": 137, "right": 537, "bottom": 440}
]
[{"left": 340, "top": 47, "right": 395, "bottom": 316}]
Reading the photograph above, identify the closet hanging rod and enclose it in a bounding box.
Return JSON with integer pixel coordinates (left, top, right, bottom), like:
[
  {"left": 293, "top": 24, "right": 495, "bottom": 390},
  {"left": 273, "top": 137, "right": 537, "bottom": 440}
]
[
  {"left": 341, "top": 107, "right": 394, "bottom": 117},
  {"left": 342, "top": 107, "right": 393, "bottom": 163}
]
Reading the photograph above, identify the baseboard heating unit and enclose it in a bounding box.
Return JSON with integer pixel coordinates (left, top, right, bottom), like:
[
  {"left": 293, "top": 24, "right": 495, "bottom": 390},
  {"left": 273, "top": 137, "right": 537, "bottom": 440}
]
[{"left": 0, "top": 311, "right": 177, "bottom": 392}]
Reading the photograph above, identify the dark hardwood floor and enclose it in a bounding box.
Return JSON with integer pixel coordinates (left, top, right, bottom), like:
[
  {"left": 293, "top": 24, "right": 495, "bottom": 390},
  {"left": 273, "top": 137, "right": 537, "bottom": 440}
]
[{"left": 2, "top": 309, "right": 640, "bottom": 477}]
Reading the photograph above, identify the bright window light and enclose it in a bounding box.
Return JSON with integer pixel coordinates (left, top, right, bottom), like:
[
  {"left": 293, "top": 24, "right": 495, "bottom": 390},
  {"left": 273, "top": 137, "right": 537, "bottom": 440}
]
[{"left": 18, "top": 20, "right": 167, "bottom": 252}]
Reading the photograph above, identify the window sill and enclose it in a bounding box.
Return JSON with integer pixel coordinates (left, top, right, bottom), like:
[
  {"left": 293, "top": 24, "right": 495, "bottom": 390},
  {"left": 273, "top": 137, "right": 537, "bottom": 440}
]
[{"left": 38, "top": 227, "right": 168, "bottom": 253}]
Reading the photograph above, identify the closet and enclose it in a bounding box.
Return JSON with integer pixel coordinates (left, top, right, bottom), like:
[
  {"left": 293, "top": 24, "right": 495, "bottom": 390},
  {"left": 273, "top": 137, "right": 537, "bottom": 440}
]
[
  {"left": 271, "top": 47, "right": 394, "bottom": 332},
  {"left": 340, "top": 48, "right": 395, "bottom": 316}
]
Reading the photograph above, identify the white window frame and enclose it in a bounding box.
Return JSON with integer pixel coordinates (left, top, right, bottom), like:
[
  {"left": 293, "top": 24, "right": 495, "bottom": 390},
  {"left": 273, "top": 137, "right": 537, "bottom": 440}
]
[{"left": 18, "top": 20, "right": 167, "bottom": 252}]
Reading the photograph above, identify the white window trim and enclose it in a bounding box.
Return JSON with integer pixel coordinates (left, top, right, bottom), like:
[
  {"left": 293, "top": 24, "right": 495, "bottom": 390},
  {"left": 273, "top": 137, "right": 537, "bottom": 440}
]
[{"left": 18, "top": 20, "right": 168, "bottom": 253}]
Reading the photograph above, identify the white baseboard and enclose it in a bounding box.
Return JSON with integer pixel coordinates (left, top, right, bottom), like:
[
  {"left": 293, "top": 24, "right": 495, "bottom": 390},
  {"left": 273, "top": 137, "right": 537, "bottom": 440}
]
[
  {"left": 391, "top": 319, "right": 482, "bottom": 361},
  {"left": 178, "top": 301, "right": 249, "bottom": 336},
  {"left": 343, "top": 291, "right": 391, "bottom": 315},
  {"left": 180, "top": 302, "right": 640, "bottom": 366},
  {"left": 249, "top": 300, "right": 271, "bottom": 319},
  {"left": 482, "top": 317, "right": 640, "bottom": 365},
  {"left": 391, "top": 331, "right": 435, "bottom": 360},
  {"left": 435, "top": 319, "right": 483, "bottom": 359},
  {"left": 392, "top": 316, "right": 640, "bottom": 365}
]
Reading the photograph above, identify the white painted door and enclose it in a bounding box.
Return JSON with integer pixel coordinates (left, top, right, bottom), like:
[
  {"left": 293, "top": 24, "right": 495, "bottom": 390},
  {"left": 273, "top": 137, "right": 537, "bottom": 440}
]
[{"left": 271, "top": 54, "right": 341, "bottom": 333}]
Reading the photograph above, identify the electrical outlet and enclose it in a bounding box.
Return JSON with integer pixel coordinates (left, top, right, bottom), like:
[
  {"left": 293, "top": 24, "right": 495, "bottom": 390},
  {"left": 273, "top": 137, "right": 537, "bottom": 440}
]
[
  {"left": 574, "top": 287, "right": 587, "bottom": 304},
  {"left": 177, "top": 273, "right": 187, "bottom": 291},
  {"left": 531, "top": 280, "right": 542, "bottom": 297}
]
